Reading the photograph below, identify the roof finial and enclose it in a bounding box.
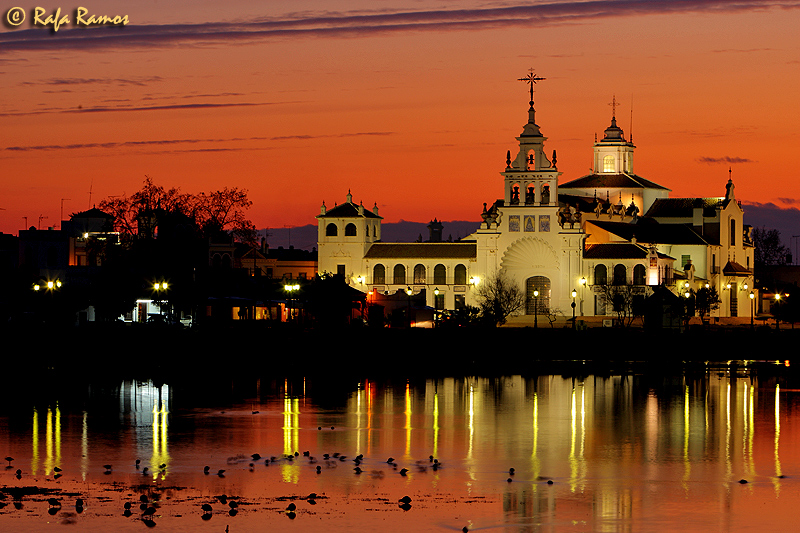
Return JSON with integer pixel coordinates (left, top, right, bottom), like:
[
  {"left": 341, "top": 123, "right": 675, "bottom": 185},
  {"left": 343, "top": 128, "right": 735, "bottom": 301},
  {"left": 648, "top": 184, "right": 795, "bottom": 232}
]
[
  {"left": 346, "top": 189, "right": 353, "bottom": 203},
  {"left": 518, "top": 69, "right": 545, "bottom": 108},
  {"left": 609, "top": 94, "right": 619, "bottom": 120}
]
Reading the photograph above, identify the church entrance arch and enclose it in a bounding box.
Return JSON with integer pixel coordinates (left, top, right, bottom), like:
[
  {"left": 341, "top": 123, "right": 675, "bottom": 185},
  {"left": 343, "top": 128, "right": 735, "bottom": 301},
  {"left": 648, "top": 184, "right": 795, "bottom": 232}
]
[{"left": 526, "top": 276, "right": 551, "bottom": 315}]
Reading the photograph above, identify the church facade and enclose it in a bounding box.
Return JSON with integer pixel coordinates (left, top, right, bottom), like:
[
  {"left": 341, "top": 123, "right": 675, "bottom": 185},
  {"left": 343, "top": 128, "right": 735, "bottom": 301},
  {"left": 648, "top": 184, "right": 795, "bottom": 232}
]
[{"left": 317, "top": 81, "right": 754, "bottom": 323}]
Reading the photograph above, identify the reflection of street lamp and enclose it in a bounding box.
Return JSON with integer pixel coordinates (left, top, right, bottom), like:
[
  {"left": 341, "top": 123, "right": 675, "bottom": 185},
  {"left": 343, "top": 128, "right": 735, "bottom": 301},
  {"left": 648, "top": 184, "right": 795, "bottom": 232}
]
[
  {"left": 571, "top": 289, "right": 577, "bottom": 330},
  {"left": 533, "top": 289, "right": 539, "bottom": 329},
  {"left": 749, "top": 291, "right": 755, "bottom": 330}
]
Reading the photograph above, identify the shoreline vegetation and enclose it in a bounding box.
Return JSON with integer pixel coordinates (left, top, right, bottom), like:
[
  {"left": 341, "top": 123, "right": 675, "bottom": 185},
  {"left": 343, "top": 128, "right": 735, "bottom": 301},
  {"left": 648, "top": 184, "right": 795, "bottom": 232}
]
[{"left": 9, "top": 322, "right": 797, "bottom": 380}]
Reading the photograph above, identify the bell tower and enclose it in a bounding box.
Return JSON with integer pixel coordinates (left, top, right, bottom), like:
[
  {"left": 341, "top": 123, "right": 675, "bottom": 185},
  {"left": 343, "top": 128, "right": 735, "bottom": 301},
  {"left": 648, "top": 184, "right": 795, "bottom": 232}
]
[
  {"left": 500, "top": 71, "right": 560, "bottom": 207},
  {"left": 592, "top": 96, "right": 635, "bottom": 175}
]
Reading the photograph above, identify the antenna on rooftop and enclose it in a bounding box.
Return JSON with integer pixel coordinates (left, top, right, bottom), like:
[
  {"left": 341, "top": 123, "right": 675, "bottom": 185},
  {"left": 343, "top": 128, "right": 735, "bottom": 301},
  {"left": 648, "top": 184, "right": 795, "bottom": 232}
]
[{"left": 629, "top": 94, "right": 634, "bottom": 143}]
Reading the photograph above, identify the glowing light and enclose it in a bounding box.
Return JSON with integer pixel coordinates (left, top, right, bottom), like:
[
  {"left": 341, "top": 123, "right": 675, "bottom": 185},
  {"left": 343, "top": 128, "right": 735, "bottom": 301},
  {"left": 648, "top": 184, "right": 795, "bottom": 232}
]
[
  {"left": 579, "top": 277, "right": 586, "bottom": 286},
  {"left": 33, "top": 284, "right": 40, "bottom": 291},
  {"left": 571, "top": 289, "right": 577, "bottom": 298},
  {"left": 47, "top": 281, "right": 54, "bottom": 289}
]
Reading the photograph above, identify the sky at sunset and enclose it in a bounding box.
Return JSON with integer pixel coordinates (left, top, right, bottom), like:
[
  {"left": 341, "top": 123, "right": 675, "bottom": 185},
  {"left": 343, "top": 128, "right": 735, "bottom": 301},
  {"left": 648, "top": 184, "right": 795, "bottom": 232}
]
[{"left": 1, "top": 0, "right": 798, "bottom": 237}]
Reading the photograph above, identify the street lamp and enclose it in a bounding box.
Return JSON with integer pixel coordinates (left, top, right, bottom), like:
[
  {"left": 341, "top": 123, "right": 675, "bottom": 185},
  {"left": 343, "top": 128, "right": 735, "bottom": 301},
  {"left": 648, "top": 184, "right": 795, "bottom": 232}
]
[
  {"left": 571, "top": 289, "right": 577, "bottom": 330},
  {"left": 775, "top": 293, "right": 781, "bottom": 330},
  {"left": 284, "top": 283, "right": 300, "bottom": 322},
  {"left": 533, "top": 289, "right": 539, "bottom": 329},
  {"left": 406, "top": 286, "right": 413, "bottom": 328},
  {"left": 749, "top": 291, "right": 755, "bottom": 330},
  {"left": 154, "top": 281, "right": 169, "bottom": 319},
  {"left": 579, "top": 277, "right": 586, "bottom": 316}
]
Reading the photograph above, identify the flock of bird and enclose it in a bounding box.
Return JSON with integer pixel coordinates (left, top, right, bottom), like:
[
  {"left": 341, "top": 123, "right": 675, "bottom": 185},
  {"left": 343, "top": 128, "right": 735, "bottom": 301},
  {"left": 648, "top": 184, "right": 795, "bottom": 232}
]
[{"left": 1, "top": 451, "right": 544, "bottom": 530}]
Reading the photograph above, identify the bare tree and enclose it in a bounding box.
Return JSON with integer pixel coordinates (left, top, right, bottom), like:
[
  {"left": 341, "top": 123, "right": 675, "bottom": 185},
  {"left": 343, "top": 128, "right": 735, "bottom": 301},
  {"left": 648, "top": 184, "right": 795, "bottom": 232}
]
[
  {"left": 475, "top": 271, "right": 525, "bottom": 326},
  {"left": 753, "top": 227, "right": 789, "bottom": 267},
  {"left": 98, "top": 177, "right": 257, "bottom": 244},
  {"left": 597, "top": 283, "right": 644, "bottom": 327}
]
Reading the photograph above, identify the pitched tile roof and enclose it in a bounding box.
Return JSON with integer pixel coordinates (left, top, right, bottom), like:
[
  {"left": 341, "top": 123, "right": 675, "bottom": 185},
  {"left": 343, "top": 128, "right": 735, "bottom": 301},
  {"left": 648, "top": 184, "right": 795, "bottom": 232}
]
[
  {"left": 364, "top": 243, "right": 476, "bottom": 259},
  {"left": 587, "top": 220, "right": 709, "bottom": 245},
  {"left": 643, "top": 197, "right": 728, "bottom": 218},
  {"left": 583, "top": 243, "right": 673, "bottom": 260},
  {"left": 560, "top": 173, "right": 670, "bottom": 191},
  {"left": 723, "top": 261, "right": 752, "bottom": 276}
]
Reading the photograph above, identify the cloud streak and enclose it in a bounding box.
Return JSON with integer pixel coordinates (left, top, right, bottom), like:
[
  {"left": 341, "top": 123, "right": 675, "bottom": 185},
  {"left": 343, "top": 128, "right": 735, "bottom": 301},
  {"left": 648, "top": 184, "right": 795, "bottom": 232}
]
[
  {"left": 0, "top": 101, "right": 293, "bottom": 117},
  {"left": 697, "top": 156, "right": 755, "bottom": 164},
  {"left": 1, "top": 1, "right": 798, "bottom": 54},
  {"left": 2, "top": 131, "right": 395, "bottom": 152}
]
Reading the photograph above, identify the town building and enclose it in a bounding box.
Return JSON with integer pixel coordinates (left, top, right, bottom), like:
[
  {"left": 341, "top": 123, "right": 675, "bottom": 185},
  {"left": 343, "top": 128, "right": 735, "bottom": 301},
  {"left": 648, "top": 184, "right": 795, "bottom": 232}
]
[{"left": 317, "top": 77, "right": 755, "bottom": 323}]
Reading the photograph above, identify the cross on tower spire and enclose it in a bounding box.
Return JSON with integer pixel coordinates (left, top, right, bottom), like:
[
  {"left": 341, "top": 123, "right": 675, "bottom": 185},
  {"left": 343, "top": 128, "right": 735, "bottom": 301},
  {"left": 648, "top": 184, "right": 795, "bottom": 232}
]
[
  {"left": 609, "top": 95, "right": 620, "bottom": 120},
  {"left": 518, "top": 69, "right": 546, "bottom": 108}
]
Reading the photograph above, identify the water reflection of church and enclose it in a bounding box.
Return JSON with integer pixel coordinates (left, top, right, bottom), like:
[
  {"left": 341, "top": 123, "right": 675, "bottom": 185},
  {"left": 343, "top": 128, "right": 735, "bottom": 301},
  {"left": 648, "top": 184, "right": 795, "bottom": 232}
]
[{"left": 317, "top": 74, "right": 754, "bottom": 322}]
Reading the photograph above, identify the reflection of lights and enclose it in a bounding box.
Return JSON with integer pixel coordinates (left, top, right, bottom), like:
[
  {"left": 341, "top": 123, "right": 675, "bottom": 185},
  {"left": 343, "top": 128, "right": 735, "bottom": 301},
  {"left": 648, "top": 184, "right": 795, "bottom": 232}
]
[
  {"left": 433, "top": 391, "right": 439, "bottom": 459},
  {"left": 775, "top": 384, "right": 782, "bottom": 490},
  {"left": 282, "top": 396, "right": 300, "bottom": 484},
  {"left": 32, "top": 409, "right": 39, "bottom": 475},
  {"left": 405, "top": 382, "right": 412, "bottom": 455}
]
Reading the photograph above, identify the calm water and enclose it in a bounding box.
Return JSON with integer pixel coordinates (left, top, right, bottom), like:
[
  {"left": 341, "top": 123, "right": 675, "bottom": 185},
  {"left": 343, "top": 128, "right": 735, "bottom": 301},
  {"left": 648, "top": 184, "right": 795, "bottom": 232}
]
[{"left": 1, "top": 366, "right": 798, "bottom": 532}]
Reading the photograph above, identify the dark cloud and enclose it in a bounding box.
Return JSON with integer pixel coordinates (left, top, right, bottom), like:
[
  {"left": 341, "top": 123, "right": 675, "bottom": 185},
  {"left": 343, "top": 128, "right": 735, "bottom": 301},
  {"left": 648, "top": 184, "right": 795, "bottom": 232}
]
[
  {"left": 0, "top": 101, "right": 292, "bottom": 117},
  {"left": 1, "top": 1, "right": 797, "bottom": 54},
  {"left": 21, "top": 76, "right": 164, "bottom": 86},
  {"left": 778, "top": 198, "right": 800, "bottom": 205},
  {"left": 2, "top": 131, "right": 395, "bottom": 152},
  {"left": 696, "top": 156, "right": 755, "bottom": 164}
]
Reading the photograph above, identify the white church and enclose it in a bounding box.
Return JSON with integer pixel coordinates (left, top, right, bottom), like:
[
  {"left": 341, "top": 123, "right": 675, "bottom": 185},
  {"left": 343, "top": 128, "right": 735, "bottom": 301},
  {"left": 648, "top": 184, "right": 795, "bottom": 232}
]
[{"left": 316, "top": 76, "right": 755, "bottom": 324}]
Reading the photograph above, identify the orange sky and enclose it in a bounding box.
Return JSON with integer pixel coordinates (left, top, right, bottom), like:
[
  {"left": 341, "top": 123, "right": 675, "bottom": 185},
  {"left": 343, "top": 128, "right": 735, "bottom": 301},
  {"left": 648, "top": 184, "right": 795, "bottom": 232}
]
[{"left": 1, "top": 1, "right": 799, "bottom": 235}]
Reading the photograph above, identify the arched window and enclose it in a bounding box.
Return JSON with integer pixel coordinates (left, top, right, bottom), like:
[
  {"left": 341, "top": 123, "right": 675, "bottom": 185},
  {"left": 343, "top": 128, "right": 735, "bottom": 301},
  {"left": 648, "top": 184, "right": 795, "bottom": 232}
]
[
  {"left": 433, "top": 264, "right": 446, "bottom": 285},
  {"left": 613, "top": 264, "right": 627, "bottom": 285},
  {"left": 413, "top": 264, "right": 426, "bottom": 284},
  {"left": 525, "top": 276, "right": 551, "bottom": 315},
  {"left": 345, "top": 223, "right": 357, "bottom": 236},
  {"left": 393, "top": 264, "right": 406, "bottom": 285},
  {"left": 730, "top": 218, "right": 736, "bottom": 246},
  {"left": 454, "top": 264, "right": 467, "bottom": 285},
  {"left": 594, "top": 264, "right": 607, "bottom": 285},
  {"left": 365, "top": 225, "right": 370, "bottom": 237},
  {"left": 373, "top": 264, "right": 385, "bottom": 285},
  {"left": 633, "top": 264, "right": 646, "bottom": 285},
  {"left": 603, "top": 155, "right": 615, "bottom": 173},
  {"left": 326, "top": 223, "right": 338, "bottom": 237}
]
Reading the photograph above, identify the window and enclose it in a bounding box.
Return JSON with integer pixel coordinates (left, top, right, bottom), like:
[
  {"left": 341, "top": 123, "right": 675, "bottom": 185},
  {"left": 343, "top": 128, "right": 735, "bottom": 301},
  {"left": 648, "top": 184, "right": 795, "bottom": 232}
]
[
  {"left": 454, "top": 295, "right": 465, "bottom": 310},
  {"left": 365, "top": 225, "right": 370, "bottom": 237},
  {"left": 633, "top": 264, "right": 646, "bottom": 285},
  {"left": 730, "top": 219, "right": 736, "bottom": 246},
  {"left": 393, "top": 264, "right": 406, "bottom": 285},
  {"left": 266, "top": 267, "right": 273, "bottom": 278},
  {"left": 299, "top": 272, "right": 307, "bottom": 280},
  {"left": 454, "top": 264, "right": 467, "bottom": 285},
  {"left": 337, "top": 265, "right": 345, "bottom": 276},
  {"left": 682, "top": 255, "right": 691, "bottom": 270},
  {"left": 594, "top": 264, "right": 607, "bottom": 285},
  {"left": 434, "top": 264, "right": 446, "bottom": 285},
  {"left": 434, "top": 293, "right": 444, "bottom": 310},
  {"left": 413, "top": 264, "right": 426, "bottom": 284},
  {"left": 326, "top": 223, "right": 338, "bottom": 236},
  {"left": 373, "top": 264, "right": 386, "bottom": 284},
  {"left": 345, "top": 223, "right": 357, "bottom": 236},
  {"left": 603, "top": 155, "right": 615, "bottom": 173},
  {"left": 613, "top": 264, "right": 627, "bottom": 285}
]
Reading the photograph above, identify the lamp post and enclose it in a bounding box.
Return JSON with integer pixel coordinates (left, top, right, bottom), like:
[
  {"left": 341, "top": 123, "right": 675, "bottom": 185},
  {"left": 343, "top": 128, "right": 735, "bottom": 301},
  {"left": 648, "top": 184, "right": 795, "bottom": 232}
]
[
  {"left": 571, "top": 289, "right": 577, "bottom": 330},
  {"left": 749, "top": 291, "right": 755, "bottom": 330},
  {"left": 775, "top": 293, "right": 781, "bottom": 330},
  {"left": 579, "top": 277, "right": 586, "bottom": 316},
  {"left": 154, "top": 281, "right": 168, "bottom": 319},
  {"left": 533, "top": 289, "right": 539, "bottom": 329},
  {"left": 406, "top": 286, "right": 413, "bottom": 328}
]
